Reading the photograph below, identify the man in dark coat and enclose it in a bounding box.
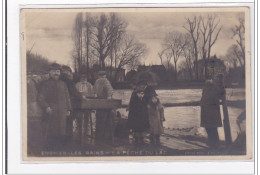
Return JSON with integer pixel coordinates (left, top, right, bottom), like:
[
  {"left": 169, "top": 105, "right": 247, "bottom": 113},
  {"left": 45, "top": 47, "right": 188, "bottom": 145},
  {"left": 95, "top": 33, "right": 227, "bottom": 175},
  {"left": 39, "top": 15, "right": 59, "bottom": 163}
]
[
  {"left": 60, "top": 65, "right": 82, "bottom": 141},
  {"left": 38, "top": 63, "right": 72, "bottom": 150},
  {"left": 200, "top": 79, "right": 222, "bottom": 148}
]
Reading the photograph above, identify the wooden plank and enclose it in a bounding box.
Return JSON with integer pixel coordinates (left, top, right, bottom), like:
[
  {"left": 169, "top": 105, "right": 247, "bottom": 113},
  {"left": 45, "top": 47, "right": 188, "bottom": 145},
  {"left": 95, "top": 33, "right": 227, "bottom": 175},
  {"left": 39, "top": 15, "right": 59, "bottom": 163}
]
[
  {"left": 80, "top": 99, "right": 122, "bottom": 109},
  {"left": 160, "top": 136, "right": 202, "bottom": 150},
  {"left": 120, "top": 100, "right": 244, "bottom": 108}
]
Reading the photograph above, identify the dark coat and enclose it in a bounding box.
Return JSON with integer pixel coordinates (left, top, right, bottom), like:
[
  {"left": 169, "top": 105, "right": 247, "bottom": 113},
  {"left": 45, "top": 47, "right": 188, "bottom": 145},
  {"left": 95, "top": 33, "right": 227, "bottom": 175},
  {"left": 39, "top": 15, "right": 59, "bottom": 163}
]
[
  {"left": 127, "top": 91, "right": 149, "bottom": 132},
  {"left": 27, "top": 78, "right": 42, "bottom": 118},
  {"left": 38, "top": 79, "right": 71, "bottom": 136},
  {"left": 143, "top": 85, "right": 157, "bottom": 104},
  {"left": 200, "top": 85, "right": 222, "bottom": 128},
  {"left": 60, "top": 74, "right": 82, "bottom": 109}
]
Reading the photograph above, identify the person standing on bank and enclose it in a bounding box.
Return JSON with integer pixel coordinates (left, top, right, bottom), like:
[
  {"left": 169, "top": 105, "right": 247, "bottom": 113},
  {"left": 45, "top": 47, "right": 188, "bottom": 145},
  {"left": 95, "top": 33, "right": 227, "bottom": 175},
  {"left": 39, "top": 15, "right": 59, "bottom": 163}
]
[
  {"left": 76, "top": 74, "right": 94, "bottom": 98},
  {"left": 60, "top": 65, "right": 82, "bottom": 142},
  {"left": 75, "top": 73, "right": 95, "bottom": 142},
  {"left": 143, "top": 81, "right": 158, "bottom": 105},
  {"left": 200, "top": 79, "right": 222, "bottom": 148},
  {"left": 94, "top": 71, "right": 114, "bottom": 144},
  {"left": 38, "top": 63, "right": 72, "bottom": 150},
  {"left": 147, "top": 92, "right": 165, "bottom": 146},
  {"left": 127, "top": 87, "right": 149, "bottom": 146}
]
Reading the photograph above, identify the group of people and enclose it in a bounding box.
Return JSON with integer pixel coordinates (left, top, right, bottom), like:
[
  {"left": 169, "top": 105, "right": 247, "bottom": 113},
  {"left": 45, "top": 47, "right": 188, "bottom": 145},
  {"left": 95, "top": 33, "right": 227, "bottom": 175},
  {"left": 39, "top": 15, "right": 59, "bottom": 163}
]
[
  {"left": 127, "top": 75, "right": 225, "bottom": 148},
  {"left": 27, "top": 63, "right": 114, "bottom": 153},
  {"left": 127, "top": 80, "right": 165, "bottom": 146},
  {"left": 27, "top": 62, "right": 225, "bottom": 154}
]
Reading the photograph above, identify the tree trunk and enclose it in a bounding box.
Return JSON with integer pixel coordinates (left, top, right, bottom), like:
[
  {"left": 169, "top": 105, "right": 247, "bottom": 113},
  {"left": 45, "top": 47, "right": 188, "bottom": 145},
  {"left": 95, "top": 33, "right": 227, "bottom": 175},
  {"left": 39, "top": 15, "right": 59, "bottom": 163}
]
[
  {"left": 203, "top": 53, "right": 208, "bottom": 80},
  {"left": 101, "top": 59, "right": 105, "bottom": 70},
  {"left": 174, "top": 61, "right": 178, "bottom": 81},
  {"left": 86, "top": 27, "right": 90, "bottom": 74},
  {"left": 194, "top": 46, "right": 199, "bottom": 80},
  {"left": 189, "top": 67, "right": 193, "bottom": 80},
  {"left": 110, "top": 50, "right": 113, "bottom": 81}
]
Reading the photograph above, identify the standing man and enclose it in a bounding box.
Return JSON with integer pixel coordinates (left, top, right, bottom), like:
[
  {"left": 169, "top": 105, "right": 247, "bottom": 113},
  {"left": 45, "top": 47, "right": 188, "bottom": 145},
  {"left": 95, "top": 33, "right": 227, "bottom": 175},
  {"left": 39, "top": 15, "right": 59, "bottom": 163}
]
[
  {"left": 200, "top": 79, "right": 222, "bottom": 148},
  {"left": 75, "top": 73, "right": 95, "bottom": 144},
  {"left": 94, "top": 71, "right": 114, "bottom": 144},
  {"left": 38, "top": 63, "right": 72, "bottom": 150},
  {"left": 94, "top": 71, "right": 113, "bottom": 99},
  {"left": 27, "top": 73, "right": 44, "bottom": 155},
  {"left": 76, "top": 74, "right": 95, "bottom": 98},
  {"left": 60, "top": 65, "right": 82, "bottom": 142}
]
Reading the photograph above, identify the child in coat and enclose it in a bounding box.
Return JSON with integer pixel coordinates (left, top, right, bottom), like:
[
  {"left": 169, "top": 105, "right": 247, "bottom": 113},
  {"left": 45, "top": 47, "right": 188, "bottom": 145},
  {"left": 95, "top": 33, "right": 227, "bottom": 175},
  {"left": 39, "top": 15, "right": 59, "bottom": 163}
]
[
  {"left": 127, "top": 88, "right": 149, "bottom": 145},
  {"left": 147, "top": 92, "right": 165, "bottom": 146}
]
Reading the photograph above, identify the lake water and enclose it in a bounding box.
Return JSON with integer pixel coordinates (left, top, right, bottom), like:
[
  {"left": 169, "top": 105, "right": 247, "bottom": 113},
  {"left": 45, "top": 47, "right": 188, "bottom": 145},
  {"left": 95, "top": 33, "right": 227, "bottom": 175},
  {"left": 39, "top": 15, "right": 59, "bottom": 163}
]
[{"left": 113, "top": 88, "right": 246, "bottom": 142}]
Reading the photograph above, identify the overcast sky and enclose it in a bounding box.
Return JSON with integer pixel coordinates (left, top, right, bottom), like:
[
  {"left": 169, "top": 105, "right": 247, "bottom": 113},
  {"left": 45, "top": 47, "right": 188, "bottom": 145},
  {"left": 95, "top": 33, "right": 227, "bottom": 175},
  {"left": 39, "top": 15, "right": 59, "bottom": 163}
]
[{"left": 25, "top": 10, "right": 244, "bottom": 69}]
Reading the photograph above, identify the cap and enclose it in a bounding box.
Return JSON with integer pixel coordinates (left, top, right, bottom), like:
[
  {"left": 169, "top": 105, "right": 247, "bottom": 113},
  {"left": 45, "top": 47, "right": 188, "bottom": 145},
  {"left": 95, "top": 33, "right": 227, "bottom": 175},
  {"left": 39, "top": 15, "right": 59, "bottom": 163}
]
[
  {"left": 61, "top": 65, "right": 72, "bottom": 73},
  {"left": 49, "top": 63, "right": 61, "bottom": 71}
]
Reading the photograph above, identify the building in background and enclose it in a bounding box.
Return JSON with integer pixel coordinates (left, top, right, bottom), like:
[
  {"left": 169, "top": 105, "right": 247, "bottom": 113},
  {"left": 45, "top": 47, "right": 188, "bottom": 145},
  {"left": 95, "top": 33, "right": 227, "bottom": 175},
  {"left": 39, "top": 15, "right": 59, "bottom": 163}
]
[
  {"left": 197, "top": 55, "right": 226, "bottom": 80},
  {"left": 137, "top": 65, "right": 168, "bottom": 82}
]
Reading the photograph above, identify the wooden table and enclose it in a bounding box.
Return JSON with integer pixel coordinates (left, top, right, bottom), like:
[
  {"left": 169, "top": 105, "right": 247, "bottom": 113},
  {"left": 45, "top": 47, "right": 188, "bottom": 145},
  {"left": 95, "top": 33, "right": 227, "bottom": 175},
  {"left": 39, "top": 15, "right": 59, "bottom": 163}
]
[{"left": 77, "top": 98, "right": 122, "bottom": 145}]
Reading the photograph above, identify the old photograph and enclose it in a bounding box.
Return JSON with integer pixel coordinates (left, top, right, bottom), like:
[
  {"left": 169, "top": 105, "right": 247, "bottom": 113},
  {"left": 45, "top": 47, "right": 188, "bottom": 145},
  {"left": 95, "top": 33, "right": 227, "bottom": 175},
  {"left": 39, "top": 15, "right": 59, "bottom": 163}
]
[{"left": 20, "top": 7, "right": 251, "bottom": 161}]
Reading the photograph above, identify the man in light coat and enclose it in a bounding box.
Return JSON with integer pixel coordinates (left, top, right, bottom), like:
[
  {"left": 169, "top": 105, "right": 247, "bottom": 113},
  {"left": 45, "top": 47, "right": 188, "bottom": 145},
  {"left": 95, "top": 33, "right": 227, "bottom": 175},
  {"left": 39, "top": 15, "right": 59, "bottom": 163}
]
[{"left": 94, "top": 71, "right": 114, "bottom": 144}]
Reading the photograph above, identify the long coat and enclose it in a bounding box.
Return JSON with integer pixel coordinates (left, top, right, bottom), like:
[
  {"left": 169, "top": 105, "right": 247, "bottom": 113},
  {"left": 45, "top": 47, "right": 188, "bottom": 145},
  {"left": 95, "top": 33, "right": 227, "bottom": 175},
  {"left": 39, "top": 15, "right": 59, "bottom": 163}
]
[
  {"left": 27, "top": 78, "right": 42, "bottom": 118},
  {"left": 127, "top": 91, "right": 149, "bottom": 132},
  {"left": 93, "top": 77, "right": 114, "bottom": 142},
  {"left": 38, "top": 79, "right": 71, "bottom": 137},
  {"left": 200, "top": 85, "right": 222, "bottom": 128},
  {"left": 143, "top": 85, "right": 157, "bottom": 104},
  {"left": 147, "top": 103, "right": 165, "bottom": 135},
  {"left": 60, "top": 74, "right": 82, "bottom": 109}
]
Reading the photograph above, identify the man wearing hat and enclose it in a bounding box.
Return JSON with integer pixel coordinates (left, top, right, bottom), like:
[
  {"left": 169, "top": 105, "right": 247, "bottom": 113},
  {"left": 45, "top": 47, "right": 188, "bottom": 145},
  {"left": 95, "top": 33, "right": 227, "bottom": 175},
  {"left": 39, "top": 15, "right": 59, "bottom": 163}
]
[
  {"left": 38, "top": 63, "right": 72, "bottom": 150},
  {"left": 94, "top": 70, "right": 114, "bottom": 144},
  {"left": 60, "top": 65, "right": 82, "bottom": 141},
  {"left": 200, "top": 79, "right": 222, "bottom": 148}
]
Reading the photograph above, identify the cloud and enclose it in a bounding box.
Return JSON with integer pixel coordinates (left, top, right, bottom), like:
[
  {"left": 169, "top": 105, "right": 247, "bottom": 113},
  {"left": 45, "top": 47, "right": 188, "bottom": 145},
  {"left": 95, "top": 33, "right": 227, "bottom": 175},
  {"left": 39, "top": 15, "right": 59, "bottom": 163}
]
[
  {"left": 25, "top": 10, "right": 246, "bottom": 67},
  {"left": 27, "top": 27, "right": 72, "bottom": 40}
]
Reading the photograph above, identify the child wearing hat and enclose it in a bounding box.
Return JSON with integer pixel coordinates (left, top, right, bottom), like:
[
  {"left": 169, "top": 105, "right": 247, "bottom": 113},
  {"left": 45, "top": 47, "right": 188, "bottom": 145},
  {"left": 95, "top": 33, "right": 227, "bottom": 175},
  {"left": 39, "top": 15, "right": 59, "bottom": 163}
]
[{"left": 147, "top": 92, "right": 165, "bottom": 146}]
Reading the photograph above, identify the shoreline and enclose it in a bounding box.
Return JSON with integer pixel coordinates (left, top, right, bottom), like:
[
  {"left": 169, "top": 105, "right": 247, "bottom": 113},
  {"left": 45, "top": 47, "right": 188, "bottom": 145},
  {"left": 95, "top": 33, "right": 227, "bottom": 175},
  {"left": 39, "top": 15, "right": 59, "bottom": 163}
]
[{"left": 113, "top": 86, "right": 245, "bottom": 90}]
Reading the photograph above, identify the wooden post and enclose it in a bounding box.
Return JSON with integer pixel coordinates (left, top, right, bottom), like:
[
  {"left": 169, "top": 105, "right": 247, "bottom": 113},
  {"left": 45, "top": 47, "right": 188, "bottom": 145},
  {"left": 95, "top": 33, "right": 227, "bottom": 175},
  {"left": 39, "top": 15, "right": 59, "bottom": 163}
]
[
  {"left": 81, "top": 112, "right": 85, "bottom": 146},
  {"left": 218, "top": 74, "right": 232, "bottom": 145}
]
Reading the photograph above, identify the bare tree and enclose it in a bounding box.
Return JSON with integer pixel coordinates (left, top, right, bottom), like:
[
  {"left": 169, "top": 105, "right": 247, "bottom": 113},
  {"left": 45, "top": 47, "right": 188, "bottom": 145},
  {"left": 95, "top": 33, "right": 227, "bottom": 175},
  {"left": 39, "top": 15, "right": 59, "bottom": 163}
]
[
  {"left": 200, "top": 15, "right": 222, "bottom": 78},
  {"left": 90, "top": 13, "right": 126, "bottom": 69},
  {"left": 183, "top": 34, "right": 195, "bottom": 80},
  {"left": 72, "top": 13, "right": 84, "bottom": 72},
  {"left": 165, "top": 52, "right": 172, "bottom": 71},
  {"left": 225, "top": 44, "right": 244, "bottom": 67},
  {"left": 164, "top": 31, "right": 187, "bottom": 80},
  {"left": 83, "top": 13, "right": 94, "bottom": 74},
  {"left": 183, "top": 16, "right": 201, "bottom": 80},
  {"left": 232, "top": 16, "right": 245, "bottom": 66},
  {"left": 113, "top": 34, "right": 147, "bottom": 79},
  {"left": 158, "top": 49, "right": 166, "bottom": 65},
  {"left": 207, "top": 15, "right": 222, "bottom": 61}
]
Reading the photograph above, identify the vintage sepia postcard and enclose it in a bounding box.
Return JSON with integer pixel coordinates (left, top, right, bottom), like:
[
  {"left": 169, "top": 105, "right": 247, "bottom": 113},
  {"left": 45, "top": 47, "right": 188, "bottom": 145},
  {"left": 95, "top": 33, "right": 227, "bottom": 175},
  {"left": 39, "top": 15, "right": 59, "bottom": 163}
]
[{"left": 20, "top": 7, "right": 252, "bottom": 161}]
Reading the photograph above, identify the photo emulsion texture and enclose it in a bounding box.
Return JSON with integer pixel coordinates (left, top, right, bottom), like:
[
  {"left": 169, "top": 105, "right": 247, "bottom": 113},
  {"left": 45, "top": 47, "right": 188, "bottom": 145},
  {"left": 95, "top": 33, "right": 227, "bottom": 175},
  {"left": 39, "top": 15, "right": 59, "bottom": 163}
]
[{"left": 23, "top": 9, "right": 249, "bottom": 159}]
